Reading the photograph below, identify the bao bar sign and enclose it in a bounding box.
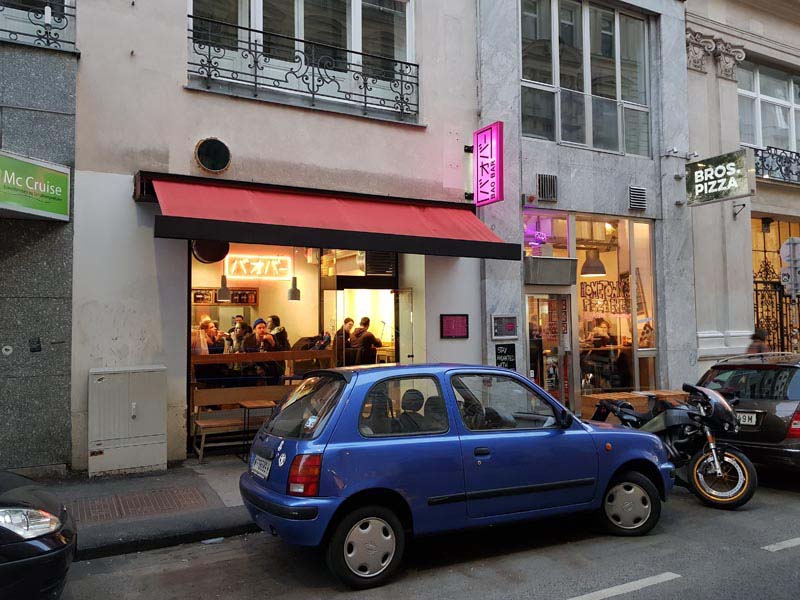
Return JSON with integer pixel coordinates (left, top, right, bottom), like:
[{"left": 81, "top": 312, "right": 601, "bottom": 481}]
[
  {"left": 0, "top": 150, "right": 70, "bottom": 221},
  {"left": 474, "top": 121, "right": 504, "bottom": 207}
]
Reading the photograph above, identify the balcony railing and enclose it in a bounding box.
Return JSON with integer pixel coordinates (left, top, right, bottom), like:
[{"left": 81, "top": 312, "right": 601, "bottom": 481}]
[
  {"left": 187, "top": 15, "right": 419, "bottom": 121},
  {"left": 0, "top": 0, "right": 76, "bottom": 51},
  {"left": 754, "top": 147, "right": 800, "bottom": 186}
]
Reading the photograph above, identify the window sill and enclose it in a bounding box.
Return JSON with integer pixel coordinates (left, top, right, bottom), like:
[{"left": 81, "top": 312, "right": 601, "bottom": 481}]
[
  {"left": 0, "top": 37, "right": 79, "bottom": 56},
  {"left": 185, "top": 77, "right": 425, "bottom": 128}
]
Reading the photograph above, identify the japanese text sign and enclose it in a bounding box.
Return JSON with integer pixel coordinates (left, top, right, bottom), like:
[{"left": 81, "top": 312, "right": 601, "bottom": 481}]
[
  {"left": 474, "top": 121, "right": 504, "bottom": 207},
  {"left": 224, "top": 254, "right": 292, "bottom": 281}
]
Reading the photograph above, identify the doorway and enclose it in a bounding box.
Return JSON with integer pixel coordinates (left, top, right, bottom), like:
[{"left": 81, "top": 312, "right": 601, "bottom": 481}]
[{"left": 527, "top": 294, "right": 573, "bottom": 407}]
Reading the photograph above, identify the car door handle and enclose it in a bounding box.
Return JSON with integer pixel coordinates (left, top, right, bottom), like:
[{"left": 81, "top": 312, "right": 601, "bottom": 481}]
[{"left": 474, "top": 447, "right": 491, "bottom": 456}]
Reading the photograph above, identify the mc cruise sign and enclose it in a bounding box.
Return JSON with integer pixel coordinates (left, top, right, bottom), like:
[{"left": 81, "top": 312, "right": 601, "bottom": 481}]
[
  {"left": 686, "top": 149, "right": 752, "bottom": 206},
  {"left": 0, "top": 150, "right": 70, "bottom": 221}
]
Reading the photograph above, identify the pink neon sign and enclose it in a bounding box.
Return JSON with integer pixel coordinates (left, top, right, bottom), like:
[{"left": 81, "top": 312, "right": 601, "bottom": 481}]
[{"left": 473, "top": 121, "right": 504, "bottom": 207}]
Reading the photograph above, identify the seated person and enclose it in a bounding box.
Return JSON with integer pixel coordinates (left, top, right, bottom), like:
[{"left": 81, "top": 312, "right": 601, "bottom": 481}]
[
  {"left": 398, "top": 389, "right": 425, "bottom": 432},
  {"left": 350, "top": 317, "right": 382, "bottom": 364},
  {"left": 591, "top": 319, "right": 617, "bottom": 348}
]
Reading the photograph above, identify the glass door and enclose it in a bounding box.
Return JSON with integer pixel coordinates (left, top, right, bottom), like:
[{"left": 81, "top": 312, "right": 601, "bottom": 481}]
[
  {"left": 527, "top": 293, "right": 573, "bottom": 408},
  {"left": 394, "top": 289, "right": 414, "bottom": 364}
]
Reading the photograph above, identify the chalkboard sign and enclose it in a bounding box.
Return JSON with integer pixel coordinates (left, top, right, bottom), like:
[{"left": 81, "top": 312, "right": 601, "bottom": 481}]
[{"left": 495, "top": 343, "right": 516, "bottom": 370}]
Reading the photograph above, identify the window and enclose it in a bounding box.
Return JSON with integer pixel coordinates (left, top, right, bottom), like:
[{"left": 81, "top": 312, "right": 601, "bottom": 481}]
[
  {"left": 521, "top": 1, "right": 649, "bottom": 156},
  {"left": 359, "top": 377, "right": 448, "bottom": 436},
  {"left": 452, "top": 374, "right": 558, "bottom": 431},
  {"left": 194, "top": 0, "right": 246, "bottom": 50},
  {"left": 738, "top": 61, "right": 800, "bottom": 151},
  {"left": 264, "top": 375, "right": 345, "bottom": 439},
  {"left": 700, "top": 367, "right": 800, "bottom": 402}
]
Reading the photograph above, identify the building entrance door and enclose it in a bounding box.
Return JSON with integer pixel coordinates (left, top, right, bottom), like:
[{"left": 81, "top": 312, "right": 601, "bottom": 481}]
[{"left": 526, "top": 294, "right": 572, "bottom": 408}]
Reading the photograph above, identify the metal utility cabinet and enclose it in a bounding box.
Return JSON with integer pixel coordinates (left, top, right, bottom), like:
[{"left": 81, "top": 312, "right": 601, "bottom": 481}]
[{"left": 88, "top": 365, "right": 167, "bottom": 476}]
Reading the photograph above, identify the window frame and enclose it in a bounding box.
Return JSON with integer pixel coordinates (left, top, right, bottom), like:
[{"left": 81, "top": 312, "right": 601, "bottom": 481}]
[
  {"left": 738, "top": 62, "right": 800, "bottom": 152},
  {"left": 358, "top": 375, "right": 450, "bottom": 439},
  {"left": 450, "top": 372, "right": 561, "bottom": 434},
  {"left": 519, "top": 0, "right": 650, "bottom": 156}
]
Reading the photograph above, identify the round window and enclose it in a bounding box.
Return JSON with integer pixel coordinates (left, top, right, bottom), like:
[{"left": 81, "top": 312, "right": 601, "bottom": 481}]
[{"left": 194, "top": 138, "right": 231, "bottom": 173}]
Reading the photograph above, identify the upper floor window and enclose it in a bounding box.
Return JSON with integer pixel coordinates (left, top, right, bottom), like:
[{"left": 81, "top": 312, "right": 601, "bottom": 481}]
[
  {"left": 520, "top": 0, "right": 649, "bottom": 156},
  {"left": 189, "top": 0, "right": 418, "bottom": 121},
  {"left": 738, "top": 61, "right": 800, "bottom": 152},
  {"left": 0, "top": 0, "right": 76, "bottom": 51}
]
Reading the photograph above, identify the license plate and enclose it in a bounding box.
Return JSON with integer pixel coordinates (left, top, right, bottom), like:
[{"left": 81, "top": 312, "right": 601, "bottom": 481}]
[
  {"left": 736, "top": 412, "right": 757, "bottom": 426},
  {"left": 251, "top": 455, "right": 272, "bottom": 479}
]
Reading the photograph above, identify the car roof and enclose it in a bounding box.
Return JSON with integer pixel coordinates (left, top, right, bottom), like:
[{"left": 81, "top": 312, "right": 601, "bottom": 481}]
[
  {"left": 305, "top": 363, "right": 516, "bottom": 383},
  {"left": 712, "top": 352, "right": 800, "bottom": 368}
]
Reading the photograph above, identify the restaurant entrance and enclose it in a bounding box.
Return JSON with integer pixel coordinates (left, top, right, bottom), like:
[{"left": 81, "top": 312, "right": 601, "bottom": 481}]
[{"left": 527, "top": 293, "right": 573, "bottom": 408}]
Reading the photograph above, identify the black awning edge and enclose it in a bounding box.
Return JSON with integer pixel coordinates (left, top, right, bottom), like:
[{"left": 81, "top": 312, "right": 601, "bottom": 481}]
[{"left": 154, "top": 215, "right": 521, "bottom": 261}]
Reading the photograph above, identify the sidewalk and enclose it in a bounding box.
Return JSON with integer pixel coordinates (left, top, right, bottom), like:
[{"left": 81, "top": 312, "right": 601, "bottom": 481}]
[{"left": 42, "top": 456, "right": 259, "bottom": 561}]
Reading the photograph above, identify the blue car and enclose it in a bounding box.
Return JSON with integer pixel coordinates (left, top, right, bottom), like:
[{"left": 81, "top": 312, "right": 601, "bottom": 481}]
[{"left": 240, "top": 365, "right": 674, "bottom": 589}]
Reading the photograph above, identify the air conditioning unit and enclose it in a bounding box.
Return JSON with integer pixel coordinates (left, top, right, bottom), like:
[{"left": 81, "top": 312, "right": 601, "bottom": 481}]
[{"left": 88, "top": 365, "right": 167, "bottom": 476}]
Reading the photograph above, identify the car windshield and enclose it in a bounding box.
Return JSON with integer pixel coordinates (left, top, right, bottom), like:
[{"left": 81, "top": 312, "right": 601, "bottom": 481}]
[
  {"left": 700, "top": 366, "right": 800, "bottom": 401},
  {"left": 264, "top": 375, "right": 346, "bottom": 439}
]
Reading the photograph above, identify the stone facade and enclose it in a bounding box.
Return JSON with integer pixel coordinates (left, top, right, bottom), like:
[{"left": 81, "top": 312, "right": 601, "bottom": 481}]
[{"left": 0, "top": 42, "right": 78, "bottom": 470}]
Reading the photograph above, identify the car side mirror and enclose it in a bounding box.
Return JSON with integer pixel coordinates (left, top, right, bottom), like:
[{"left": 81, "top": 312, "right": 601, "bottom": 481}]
[{"left": 560, "top": 408, "right": 574, "bottom": 428}]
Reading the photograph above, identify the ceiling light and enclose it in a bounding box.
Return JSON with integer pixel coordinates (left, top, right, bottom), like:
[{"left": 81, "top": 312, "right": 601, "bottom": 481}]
[{"left": 580, "top": 249, "right": 606, "bottom": 278}]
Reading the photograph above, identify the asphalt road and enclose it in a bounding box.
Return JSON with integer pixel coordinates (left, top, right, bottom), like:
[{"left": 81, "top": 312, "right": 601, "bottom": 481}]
[{"left": 63, "top": 467, "right": 800, "bottom": 600}]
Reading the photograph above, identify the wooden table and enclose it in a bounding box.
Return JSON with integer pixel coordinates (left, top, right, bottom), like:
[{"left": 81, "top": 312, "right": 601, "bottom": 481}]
[{"left": 238, "top": 398, "right": 278, "bottom": 461}]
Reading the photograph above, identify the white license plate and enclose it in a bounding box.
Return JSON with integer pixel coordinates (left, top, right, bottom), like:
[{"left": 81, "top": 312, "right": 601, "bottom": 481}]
[
  {"left": 251, "top": 455, "right": 272, "bottom": 479},
  {"left": 736, "top": 412, "right": 757, "bottom": 426}
]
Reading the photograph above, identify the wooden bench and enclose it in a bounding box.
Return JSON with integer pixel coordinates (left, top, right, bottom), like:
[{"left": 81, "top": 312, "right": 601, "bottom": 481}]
[{"left": 191, "top": 385, "right": 296, "bottom": 462}]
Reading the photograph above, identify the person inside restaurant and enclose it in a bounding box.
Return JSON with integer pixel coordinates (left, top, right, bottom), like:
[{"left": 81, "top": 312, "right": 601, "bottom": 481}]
[
  {"left": 334, "top": 317, "right": 354, "bottom": 366},
  {"left": 350, "top": 317, "right": 383, "bottom": 364}
]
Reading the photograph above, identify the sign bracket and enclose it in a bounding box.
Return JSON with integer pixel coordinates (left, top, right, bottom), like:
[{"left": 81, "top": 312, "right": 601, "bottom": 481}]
[{"left": 732, "top": 203, "right": 746, "bottom": 219}]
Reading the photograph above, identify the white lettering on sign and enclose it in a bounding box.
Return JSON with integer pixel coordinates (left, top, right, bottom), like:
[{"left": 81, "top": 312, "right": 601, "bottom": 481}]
[
  {"left": 1, "top": 170, "right": 63, "bottom": 197},
  {"left": 692, "top": 161, "right": 740, "bottom": 197},
  {"left": 224, "top": 255, "right": 292, "bottom": 281}
]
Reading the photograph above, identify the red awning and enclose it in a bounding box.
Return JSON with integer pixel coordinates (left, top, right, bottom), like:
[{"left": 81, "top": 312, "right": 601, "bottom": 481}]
[{"left": 150, "top": 179, "right": 519, "bottom": 260}]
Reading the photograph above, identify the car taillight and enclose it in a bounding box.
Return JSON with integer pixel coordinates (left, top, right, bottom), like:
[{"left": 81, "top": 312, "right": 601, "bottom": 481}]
[
  {"left": 788, "top": 407, "right": 800, "bottom": 439},
  {"left": 287, "top": 454, "right": 322, "bottom": 497}
]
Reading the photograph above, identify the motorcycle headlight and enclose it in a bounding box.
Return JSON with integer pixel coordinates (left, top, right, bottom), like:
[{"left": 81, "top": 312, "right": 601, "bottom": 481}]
[{"left": 0, "top": 508, "right": 61, "bottom": 539}]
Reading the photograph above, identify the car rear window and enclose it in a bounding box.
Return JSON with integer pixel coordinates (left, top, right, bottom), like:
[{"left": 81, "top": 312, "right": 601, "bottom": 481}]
[
  {"left": 264, "top": 375, "right": 345, "bottom": 439},
  {"left": 700, "top": 366, "right": 800, "bottom": 401}
]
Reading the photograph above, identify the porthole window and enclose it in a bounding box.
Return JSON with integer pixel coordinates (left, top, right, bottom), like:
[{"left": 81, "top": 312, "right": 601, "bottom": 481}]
[{"left": 195, "top": 138, "right": 231, "bottom": 173}]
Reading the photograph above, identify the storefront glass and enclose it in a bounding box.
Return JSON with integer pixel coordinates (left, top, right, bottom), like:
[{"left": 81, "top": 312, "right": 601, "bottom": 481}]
[{"left": 523, "top": 210, "right": 569, "bottom": 257}]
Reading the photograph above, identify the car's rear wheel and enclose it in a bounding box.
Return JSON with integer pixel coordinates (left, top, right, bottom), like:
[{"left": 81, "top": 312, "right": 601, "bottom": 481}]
[
  {"left": 600, "top": 471, "right": 661, "bottom": 536},
  {"left": 325, "top": 505, "right": 405, "bottom": 589}
]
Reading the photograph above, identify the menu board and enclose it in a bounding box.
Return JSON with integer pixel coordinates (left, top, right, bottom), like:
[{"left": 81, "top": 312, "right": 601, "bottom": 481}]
[
  {"left": 440, "top": 314, "right": 469, "bottom": 339},
  {"left": 495, "top": 343, "right": 516, "bottom": 370}
]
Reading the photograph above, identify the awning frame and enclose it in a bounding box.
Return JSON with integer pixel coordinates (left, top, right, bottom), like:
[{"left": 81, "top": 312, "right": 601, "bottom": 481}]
[{"left": 136, "top": 171, "right": 521, "bottom": 261}]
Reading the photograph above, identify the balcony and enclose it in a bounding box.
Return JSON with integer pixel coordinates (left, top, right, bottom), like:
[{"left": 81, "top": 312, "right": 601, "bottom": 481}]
[
  {"left": 754, "top": 147, "right": 800, "bottom": 186},
  {"left": 0, "top": 0, "right": 76, "bottom": 51},
  {"left": 187, "top": 15, "right": 419, "bottom": 123}
]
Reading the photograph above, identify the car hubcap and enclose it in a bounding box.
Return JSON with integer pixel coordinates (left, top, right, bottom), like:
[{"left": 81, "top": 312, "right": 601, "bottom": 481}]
[
  {"left": 343, "top": 517, "right": 396, "bottom": 578},
  {"left": 605, "top": 482, "right": 652, "bottom": 530},
  {"left": 696, "top": 453, "right": 746, "bottom": 499}
]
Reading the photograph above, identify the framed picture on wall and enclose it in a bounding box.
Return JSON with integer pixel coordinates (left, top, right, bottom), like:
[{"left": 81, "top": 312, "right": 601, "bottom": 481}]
[{"left": 440, "top": 314, "right": 469, "bottom": 339}]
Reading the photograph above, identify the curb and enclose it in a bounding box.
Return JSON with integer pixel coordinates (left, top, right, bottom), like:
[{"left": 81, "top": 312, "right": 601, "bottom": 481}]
[{"left": 75, "top": 506, "right": 260, "bottom": 561}]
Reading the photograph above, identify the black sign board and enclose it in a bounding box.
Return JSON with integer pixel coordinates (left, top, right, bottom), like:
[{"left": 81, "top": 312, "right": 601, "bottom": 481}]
[{"left": 495, "top": 343, "right": 516, "bottom": 370}]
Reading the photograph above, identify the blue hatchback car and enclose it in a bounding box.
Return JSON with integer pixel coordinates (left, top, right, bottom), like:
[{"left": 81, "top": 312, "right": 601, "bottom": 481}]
[{"left": 240, "top": 364, "right": 674, "bottom": 588}]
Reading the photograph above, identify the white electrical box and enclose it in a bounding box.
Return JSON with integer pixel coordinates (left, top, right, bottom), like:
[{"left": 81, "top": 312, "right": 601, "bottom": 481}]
[{"left": 88, "top": 365, "right": 167, "bottom": 476}]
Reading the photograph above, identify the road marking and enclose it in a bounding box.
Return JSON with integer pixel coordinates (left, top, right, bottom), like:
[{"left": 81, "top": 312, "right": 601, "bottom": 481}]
[
  {"left": 762, "top": 537, "right": 800, "bottom": 552},
  {"left": 566, "top": 572, "right": 682, "bottom": 600}
]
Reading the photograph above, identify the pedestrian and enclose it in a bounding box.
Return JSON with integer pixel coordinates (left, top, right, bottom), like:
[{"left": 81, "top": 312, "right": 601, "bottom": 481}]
[{"left": 746, "top": 328, "right": 770, "bottom": 354}]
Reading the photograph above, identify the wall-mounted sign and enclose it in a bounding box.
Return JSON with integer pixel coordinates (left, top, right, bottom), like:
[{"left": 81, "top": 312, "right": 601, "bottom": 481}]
[
  {"left": 0, "top": 150, "right": 70, "bottom": 221},
  {"left": 495, "top": 343, "right": 517, "bottom": 370},
  {"left": 224, "top": 254, "right": 292, "bottom": 281},
  {"left": 440, "top": 314, "right": 469, "bottom": 339},
  {"left": 474, "top": 121, "right": 504, "bottom": 207},
  {"left": 686, "top": 149, "right": 753, "bottom": 206},
  {"left": 491, "top": 314, "right": 518, "bottom": 340}
]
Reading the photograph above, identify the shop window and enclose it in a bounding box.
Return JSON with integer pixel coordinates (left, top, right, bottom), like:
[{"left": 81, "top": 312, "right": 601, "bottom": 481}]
[
  {"left": 633, "top": 222, "right": 655, "bottom": 350},
  {"left": 520, "top": 1, "right": 650, "bottom": 156},
  {"left": 523, "top": 210, "right": 569, "bottom": 258}
]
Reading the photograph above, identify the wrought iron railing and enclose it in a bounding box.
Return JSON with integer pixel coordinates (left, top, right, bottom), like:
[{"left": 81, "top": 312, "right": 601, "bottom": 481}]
[
  {"left": 754, "top": 146, "right": 800, "bottom": 185},
  {"left": 187, "top": 15, "right": 419, "bottom": 121},
  {"left": 0, "top": 0, "right": 75, "bottom": 50}
]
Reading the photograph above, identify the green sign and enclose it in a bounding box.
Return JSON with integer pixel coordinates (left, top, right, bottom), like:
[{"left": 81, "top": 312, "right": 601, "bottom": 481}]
[
  {"left": 686, "top": 149, "right": 752, "bottom": 206},
  {"left": 0, "top": 150, "right": 70, "bottom": 221}
]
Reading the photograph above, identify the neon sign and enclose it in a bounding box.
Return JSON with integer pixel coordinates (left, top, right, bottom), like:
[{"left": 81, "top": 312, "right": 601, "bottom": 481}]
[
  {"left": 473, "top": 121, "right": 504, "bottom": 207},
  {"left": 527, "top": 231, "right": 548, "bottom": 246},
  {"left": 224, "top": 255, "right": 292, "bottom": 281}
]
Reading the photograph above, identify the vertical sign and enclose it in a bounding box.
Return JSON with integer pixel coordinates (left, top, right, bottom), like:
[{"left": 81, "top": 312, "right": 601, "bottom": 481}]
[{"left": 474, "top": 121, "right": 504, "bottom": 207}]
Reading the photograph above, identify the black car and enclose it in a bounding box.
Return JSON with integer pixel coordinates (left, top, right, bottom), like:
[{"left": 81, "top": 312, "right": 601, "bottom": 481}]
[
  {"left": 0, "top": 472, "right": 76, "bottom": 600},
  {"left": 698, "top": 353, "right": 800, "bottom": 469}
]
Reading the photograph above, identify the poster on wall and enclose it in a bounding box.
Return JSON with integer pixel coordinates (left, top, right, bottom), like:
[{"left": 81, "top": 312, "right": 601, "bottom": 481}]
[{"left": 440, "top": 314, "right": 469, "bottom": 339}]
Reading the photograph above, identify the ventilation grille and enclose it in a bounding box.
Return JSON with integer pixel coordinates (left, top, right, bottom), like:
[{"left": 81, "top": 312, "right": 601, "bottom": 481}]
[
  {"left": 629, "top": 186, "right": 647, "bottom": 210},
  {"left": 365, "top": 251, "right": 396, "bottom": 276},
  {"left": 537, "top": 174, "right": 558, "bottom": 202}
]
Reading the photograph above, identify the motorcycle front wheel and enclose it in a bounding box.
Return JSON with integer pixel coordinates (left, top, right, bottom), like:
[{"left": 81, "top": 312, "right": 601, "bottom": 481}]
[{"left": 689, "top": 448, "right": 757, "bottom": 509}]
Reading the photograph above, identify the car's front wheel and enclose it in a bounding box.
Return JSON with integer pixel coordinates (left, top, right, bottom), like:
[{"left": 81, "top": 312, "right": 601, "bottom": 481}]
[
  {"left": 600, "top": 470, "right": 661, "bottom": 536},
  {"left": 325, "top": 505, "right": 405, "bottom": 589}
]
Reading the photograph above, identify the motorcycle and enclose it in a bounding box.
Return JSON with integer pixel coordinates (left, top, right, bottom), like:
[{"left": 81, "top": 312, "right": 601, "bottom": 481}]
[{"left": 590, "top": 383, "right": 757, "bottom": 509}]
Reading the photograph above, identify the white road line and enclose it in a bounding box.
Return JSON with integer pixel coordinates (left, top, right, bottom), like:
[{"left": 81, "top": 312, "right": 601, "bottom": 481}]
[
  {"left": 762, "top": 537, "right": 800, "bottom": 552},
  {"left": 566, "top": 572, "right": 682, "bottom": 600}
]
